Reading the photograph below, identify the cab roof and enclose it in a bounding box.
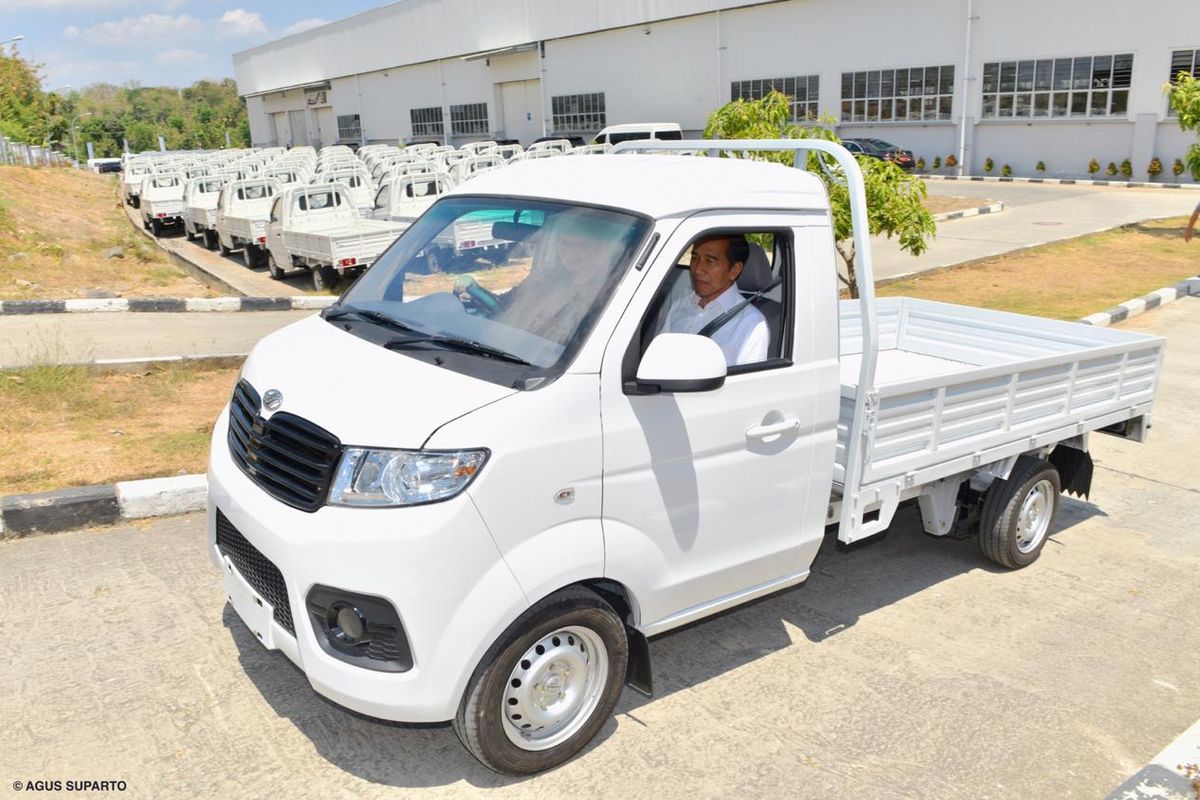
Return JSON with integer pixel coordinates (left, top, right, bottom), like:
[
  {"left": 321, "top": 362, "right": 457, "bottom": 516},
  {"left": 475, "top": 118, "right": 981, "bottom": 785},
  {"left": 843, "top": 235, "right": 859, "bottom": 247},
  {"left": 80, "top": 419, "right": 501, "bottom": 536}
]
[{"left": 454, "top": 154, "right": 830, "bottom": 219}]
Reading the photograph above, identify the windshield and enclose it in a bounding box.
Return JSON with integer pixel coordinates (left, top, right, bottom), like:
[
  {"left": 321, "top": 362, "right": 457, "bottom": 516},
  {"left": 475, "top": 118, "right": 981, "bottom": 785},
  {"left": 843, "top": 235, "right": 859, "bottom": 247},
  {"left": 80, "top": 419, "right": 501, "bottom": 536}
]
[{"left": 333, "top": 196, "right": 651, "bottom": 387}]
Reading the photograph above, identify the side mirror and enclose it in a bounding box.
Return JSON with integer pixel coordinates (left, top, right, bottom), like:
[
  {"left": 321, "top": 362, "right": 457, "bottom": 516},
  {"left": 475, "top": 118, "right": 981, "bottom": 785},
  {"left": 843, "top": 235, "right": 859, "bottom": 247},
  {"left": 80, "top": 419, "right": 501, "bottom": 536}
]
[{"left": 630, "top": 333, "right": 726, "bottom": 395}]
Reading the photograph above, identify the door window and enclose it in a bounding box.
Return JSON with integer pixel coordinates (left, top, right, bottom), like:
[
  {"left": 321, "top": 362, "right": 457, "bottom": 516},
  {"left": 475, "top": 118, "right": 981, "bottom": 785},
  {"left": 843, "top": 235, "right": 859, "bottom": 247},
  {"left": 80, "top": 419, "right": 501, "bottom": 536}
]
[{"left": 633, "top": 229, "right": 792, "bottom": 375}]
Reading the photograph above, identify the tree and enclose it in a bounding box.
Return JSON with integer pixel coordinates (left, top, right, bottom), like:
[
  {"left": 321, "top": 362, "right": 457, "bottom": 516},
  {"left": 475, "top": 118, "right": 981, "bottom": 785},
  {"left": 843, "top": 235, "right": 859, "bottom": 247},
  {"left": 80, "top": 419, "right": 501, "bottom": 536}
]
[
  {"left": 1166, "top": 72, "right": 1200, "bottom": 180},
  {"left": 704, "top": 91, "right": 935, "bottom": 297}
]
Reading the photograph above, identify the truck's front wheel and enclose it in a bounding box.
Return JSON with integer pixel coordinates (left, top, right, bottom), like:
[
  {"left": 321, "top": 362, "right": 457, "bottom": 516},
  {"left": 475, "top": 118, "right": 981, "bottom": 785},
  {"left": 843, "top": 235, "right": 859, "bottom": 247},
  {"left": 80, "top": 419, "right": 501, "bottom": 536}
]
[
  {"left": 266, "top": 252, "right": 286, "bottom": 280},
  {"left": 979, "top": 455, "right": 1061, "bottom": 569},
  {"left": 454, "top": 587, "right": 628, "bottom": 776}
]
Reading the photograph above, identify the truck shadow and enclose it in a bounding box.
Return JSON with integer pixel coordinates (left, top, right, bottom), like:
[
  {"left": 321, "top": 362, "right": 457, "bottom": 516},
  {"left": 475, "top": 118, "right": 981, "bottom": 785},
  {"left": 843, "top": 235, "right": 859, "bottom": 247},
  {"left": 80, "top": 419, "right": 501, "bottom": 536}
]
[{"left": 222, "top": 495, "right": 1104, "bottom": 789}]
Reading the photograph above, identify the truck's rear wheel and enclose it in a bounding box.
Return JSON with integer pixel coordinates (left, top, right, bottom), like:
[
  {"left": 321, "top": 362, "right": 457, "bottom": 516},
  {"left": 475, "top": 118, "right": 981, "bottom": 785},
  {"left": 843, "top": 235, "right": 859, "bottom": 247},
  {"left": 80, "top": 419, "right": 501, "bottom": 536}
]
[
  {"left": 204, "top": 230, "right": 218, "bottom": 251},
  {"left": 425, "top": 249, "right": 442, "bottom": 274},
  {"left": 151, "top": 218, "right": 163, "bottom": 237},
  {"left": 131, "top": 197, "right": 140, "bottom": 209},
  {"left": 312, "top": 266, "right": 338, "bottom": 292},
  {"left": 242, "top": 243, "right": 259, "bottom": 268},
  {"left": 979, "top": 455, "right": 1061, "bottom": 569},
  {"left": 454, "top": 587, "right": 628, "bottom": 776}
]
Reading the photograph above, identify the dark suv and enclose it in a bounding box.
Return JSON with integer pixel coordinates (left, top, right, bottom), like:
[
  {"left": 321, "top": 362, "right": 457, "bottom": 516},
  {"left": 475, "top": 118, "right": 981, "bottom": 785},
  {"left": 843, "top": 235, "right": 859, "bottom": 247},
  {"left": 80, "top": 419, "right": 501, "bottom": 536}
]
[{"left": 842, "top": 138, "right": 915, "bottom": 172}]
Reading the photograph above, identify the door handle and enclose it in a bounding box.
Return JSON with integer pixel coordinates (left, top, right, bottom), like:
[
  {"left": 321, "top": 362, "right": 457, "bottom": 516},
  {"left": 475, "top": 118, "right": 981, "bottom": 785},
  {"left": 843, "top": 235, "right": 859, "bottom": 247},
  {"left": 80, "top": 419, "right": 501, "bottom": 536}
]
[{"left": 746, "top": 417, "right": 801, "bottom": 439}]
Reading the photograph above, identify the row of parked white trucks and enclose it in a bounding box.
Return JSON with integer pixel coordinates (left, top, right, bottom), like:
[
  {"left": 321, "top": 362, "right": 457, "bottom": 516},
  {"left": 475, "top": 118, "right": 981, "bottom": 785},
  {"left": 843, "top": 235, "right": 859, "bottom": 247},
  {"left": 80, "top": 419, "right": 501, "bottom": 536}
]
[
  {"left": 205, "top": 139, "right": 1166, "bottom": 775},
  {"left": 125, "top": 136, "right": 661, "bottom": 289}
]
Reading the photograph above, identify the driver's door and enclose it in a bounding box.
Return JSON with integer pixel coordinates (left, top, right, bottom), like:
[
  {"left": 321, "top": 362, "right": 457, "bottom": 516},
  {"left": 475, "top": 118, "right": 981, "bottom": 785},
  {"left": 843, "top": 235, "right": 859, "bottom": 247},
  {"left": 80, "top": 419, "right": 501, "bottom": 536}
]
[{"left": 599, "top": 212, "right": 840, "bottom": 633}]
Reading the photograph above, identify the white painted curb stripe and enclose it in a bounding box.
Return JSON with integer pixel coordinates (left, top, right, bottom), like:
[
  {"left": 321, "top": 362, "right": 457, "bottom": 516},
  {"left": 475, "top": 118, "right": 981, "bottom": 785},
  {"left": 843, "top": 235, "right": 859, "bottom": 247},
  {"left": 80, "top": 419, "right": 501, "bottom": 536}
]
[
  {"left": 185, "top": 297, "right": 242, "bottom": 312},
  {"left": 64, "top": 298, "right": 130, "bottom": 312},
  {"left": 116, "top": 474, "right": 208, "bottom": 520}
]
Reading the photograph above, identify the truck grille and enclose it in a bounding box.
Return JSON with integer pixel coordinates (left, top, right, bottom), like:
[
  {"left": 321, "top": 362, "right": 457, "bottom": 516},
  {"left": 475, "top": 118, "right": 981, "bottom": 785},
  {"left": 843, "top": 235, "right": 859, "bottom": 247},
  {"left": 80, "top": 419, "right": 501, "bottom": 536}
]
[
  {"left": 215, "top": 510, "right": 295, "bottom": 636},
  {"left": 227, "top": 380, "right": 342, "bottom": 512}
]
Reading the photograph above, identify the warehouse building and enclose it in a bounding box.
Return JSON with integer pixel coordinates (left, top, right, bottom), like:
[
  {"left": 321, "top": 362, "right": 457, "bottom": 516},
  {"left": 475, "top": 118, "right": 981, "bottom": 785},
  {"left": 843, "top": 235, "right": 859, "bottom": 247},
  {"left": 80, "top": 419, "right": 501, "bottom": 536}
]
[{"left": 233, "top": 0, "right": 1200, "bottom": 180}]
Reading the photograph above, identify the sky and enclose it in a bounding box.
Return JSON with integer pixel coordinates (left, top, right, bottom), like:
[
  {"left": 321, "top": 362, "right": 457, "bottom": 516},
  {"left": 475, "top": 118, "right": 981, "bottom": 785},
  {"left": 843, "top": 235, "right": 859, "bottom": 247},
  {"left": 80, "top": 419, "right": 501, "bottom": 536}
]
[{"left": 1, "top": 0, "right": 386, "bottom": 93}]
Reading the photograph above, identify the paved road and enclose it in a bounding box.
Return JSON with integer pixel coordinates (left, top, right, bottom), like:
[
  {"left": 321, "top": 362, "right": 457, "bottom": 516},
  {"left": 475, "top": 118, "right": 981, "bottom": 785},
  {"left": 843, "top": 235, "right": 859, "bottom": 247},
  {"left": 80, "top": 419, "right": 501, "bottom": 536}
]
[
  {"left": 873, "top": 180, "right": 1195, "bottom": 279},
  {"left": 2, "top": 298, "right": 1196, "bottom": 799},
  {"left": 0, "top": 309, "right": 313, "bottom": 369}
]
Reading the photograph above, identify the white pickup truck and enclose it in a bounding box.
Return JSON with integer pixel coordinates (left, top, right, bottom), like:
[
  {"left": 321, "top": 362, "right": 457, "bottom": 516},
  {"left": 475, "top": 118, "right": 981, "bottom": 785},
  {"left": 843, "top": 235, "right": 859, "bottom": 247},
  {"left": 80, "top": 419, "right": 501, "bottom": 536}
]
[
  {"left": 207, "top": 141, "right": 1164, "bottom": 776},
  {"left": 215, "top": 178, "right": 280, "bottom": 268},
  {"left": 264, "top": 183, "right": 405, "bottom": 291},
  {"left": 182, "top": 176, "right": 227, "bottom": 250},
  {"left": 139, "top": 172, "right": 186, "bottom": 236},
  {"left": 121, "top": 160, "right": 153, "bottom": 207}
]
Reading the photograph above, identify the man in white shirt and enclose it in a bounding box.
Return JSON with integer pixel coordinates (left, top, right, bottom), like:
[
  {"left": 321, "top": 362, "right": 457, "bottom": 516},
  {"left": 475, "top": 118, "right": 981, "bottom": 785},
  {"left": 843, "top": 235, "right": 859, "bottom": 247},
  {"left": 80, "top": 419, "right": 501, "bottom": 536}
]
[{"left": 658, "top": 234, "right": 769, "bottom": 366}]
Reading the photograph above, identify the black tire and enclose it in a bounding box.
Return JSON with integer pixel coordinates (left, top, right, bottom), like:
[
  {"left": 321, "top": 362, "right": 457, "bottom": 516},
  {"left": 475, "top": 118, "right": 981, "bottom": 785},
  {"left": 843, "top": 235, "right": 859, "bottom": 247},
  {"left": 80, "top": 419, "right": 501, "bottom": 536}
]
[
  {"left": 151, "top": 218, "right": 163, "bottom": 237},
  {"left": 312, "top": 266, "right": 338, "bottom": 292},
  {"left": 204, "top": 230, "right": 218, "bottom": 251},
  {"left": 979, "top": 455, "right": 1061, "bottom": 569},
  {"left": 132, "top": 196, "right": 140, "bottom": 209},
  {"left": 242, "top": 243, "right": 259, "bottom": 268},
  {"left": 267, "top": 252, "right": 286, "bottom": 280},
  {"left": 453, "top": 586, "right": 628, "bottom": 776},
  {"left": 425, "top": 249, "right": 442, "bottom": 274},
  {"left": 219, "top": 238, "right": 232, "bottom": 257}
]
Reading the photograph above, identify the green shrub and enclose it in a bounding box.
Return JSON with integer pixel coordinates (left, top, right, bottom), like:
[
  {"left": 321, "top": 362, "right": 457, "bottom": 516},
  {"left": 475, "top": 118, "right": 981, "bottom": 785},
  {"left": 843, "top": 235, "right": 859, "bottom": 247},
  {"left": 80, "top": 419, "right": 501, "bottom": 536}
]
[
  {"left": 1105, "top": 162, "right": 1118, "bottom": 176},
  {"left": 1001, "top": 164, "right": 1012, "bottom": 177},
  {"left": 1147, "top": 157, "right": 1163, "bottom": 177},
  {"left": 915, "top": 156, "right": 926, "bottom": 171},
  {"left": 932, "top": 156, "right": 942, "bottom": 169},
  {"left": 1174, "top": 158, "right": 1186, "bottom": 176},
  {"left": 1088, "top": 159, "right": 1100, "bottom": 174},
  {"left": 984, "top": 157, "right": 994, "bottom": 173},
  {"left": 1119, "top": 159, "right": 1132, "bottom": 177},
  {"left": 1036, "top": 160, "right": 1046, "bottom": 172}
]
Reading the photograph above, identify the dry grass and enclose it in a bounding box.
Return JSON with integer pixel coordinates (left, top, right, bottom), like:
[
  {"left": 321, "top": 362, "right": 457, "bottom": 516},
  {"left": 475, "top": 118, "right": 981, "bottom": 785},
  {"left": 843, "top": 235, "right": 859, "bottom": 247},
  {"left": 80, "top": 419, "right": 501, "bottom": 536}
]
[
  {"left": 879, "top": 217, "right": 1200, "bottom": 319},
  {"left": 923, "top": 195, "right": 996, "bottom": 215},
  {"left": 0, "top": 362, "right": 239, "bottom": 495},
  {"left": 0, "top": 166, "right": 212, "bottom": 300}
]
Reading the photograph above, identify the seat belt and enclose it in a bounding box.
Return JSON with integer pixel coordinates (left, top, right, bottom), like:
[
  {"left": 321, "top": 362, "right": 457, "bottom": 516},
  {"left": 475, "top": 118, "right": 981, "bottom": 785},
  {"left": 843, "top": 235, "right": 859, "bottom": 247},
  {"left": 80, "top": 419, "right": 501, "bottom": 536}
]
[{"left": 697, "top": 277, "right": 783, "bottom": 338}]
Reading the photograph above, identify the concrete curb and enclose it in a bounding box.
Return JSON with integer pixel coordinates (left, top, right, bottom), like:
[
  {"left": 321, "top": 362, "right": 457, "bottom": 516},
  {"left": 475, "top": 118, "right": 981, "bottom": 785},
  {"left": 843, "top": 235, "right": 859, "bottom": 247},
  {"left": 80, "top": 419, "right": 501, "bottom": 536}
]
[
  {"left": 1079, "top": 277, "right": 1200, "bottom": 327},
  {"left": 0, "top": 474, "right": 207, "bottom": 538},
  {"left": 931, "top": 201, "right": 1005, "bottom": 222},
  {"left": 0, "top": 295, "right": 336, "bottom": 316},
  {"left": 1106, "top": 718, "right": 1200, "bottom": 799},
  {"left": 918, "top": 173, "right": 1200, "bottom": 190}
]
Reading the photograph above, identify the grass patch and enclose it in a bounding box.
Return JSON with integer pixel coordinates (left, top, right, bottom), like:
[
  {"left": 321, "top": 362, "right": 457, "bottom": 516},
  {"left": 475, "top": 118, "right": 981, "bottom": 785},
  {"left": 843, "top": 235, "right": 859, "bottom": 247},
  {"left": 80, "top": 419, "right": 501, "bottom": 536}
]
[
  {"left": 0, "top": 166, "right": 213, "bottom": 300},
  {"left": 879, "top": 217, "right": 1199, "bottom": 320},
  {"left": 0, "top": 362, "right": 239, "bottom": 495}
]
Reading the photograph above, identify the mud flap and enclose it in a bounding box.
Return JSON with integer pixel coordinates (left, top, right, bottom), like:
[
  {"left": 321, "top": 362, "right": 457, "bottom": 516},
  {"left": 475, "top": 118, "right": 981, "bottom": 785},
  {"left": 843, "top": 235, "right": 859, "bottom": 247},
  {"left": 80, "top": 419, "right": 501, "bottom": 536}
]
[
  {"left": 1049, "top": 445, "right": 1094, "bottom": 499},
  {"left": 624, "top": 626, "right": 653, "bottom": 697}
]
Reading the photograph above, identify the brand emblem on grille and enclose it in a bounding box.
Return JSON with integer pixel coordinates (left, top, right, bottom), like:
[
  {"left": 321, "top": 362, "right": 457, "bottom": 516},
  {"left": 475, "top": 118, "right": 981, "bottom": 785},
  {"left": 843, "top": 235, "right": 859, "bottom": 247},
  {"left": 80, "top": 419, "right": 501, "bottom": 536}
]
[{"left": 263, "top": 389, "right": 283, "bottom": 411}]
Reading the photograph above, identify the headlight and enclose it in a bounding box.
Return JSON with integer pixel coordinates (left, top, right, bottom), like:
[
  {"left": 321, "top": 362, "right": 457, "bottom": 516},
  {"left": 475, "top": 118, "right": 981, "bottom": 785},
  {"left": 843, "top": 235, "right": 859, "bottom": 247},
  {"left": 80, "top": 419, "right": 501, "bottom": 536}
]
[{"left": 328, "top": 447, "right": 488, "bottom": 508}]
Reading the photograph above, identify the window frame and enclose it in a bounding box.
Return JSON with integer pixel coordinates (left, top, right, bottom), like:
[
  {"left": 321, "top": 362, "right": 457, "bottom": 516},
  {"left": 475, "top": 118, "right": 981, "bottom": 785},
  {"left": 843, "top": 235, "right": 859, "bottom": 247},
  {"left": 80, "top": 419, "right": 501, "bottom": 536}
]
[
  {"left": 551, "top": 92, "right": 607, "bottom": 134},
  {"left": 449, "top": 102, "right": 489, "bottom": 136},
  {"left": 622, "top": 227, "right": 796, "bottom": 391},
  {"left": 1167, "top": 48, "right": 1200, "bottom": 117},
  {"left": 730, "top": 75, "right": 821, "bottom": 121},
  {"left": 981, "top": 52, "right": 1134, "bottom": 120},
  {"left": 839, "top": 64, "right": 954, "bottom": 123},
  {"left": 410, "top": 106, "right": 444, "bottom": 138}
]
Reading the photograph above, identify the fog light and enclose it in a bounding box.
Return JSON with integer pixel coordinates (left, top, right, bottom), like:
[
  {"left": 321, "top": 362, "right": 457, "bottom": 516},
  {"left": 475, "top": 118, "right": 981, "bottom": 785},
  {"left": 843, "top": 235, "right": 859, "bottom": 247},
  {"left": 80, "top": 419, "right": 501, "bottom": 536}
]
[{"left": 329, "top": 603, "right": 367, "bottom": 644}]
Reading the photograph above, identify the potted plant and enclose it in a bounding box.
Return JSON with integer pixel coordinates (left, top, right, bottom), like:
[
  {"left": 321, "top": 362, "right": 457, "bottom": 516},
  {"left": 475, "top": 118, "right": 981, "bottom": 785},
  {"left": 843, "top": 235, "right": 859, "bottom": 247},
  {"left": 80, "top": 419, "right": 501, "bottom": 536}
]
[
  {"left": 932, "top": 156, "right": 942, "bottom": 170},
  {"left": 1119, "top": 159, "right": 1132, "bottom": 178},
  {"left": 945, "top": 154, "right": 958, "bottom": 169},
  {"left": 1088, "top": 159, "right": 1100, "bottom": 175},
  {"left": 1001, "top": 164, "right": 1012, "bottom": 177},
  {"left": 1105, "top": 162, "right": 1118, "bottom": 176},
  {"left": 916, "top": 156, "right": 926, "bottom": 171},
  {"left": 1036, "top": 160, "right": 1046, "bottom": 173},
  {"left": 1148, "top": 157, "right": 1163, "bottom": 181},
  {"left": 1174, "top": 158, "right": 1186, "bottom": 178},
  {"left": 984, "top": 157, "right": 994, "bottom": 173}
]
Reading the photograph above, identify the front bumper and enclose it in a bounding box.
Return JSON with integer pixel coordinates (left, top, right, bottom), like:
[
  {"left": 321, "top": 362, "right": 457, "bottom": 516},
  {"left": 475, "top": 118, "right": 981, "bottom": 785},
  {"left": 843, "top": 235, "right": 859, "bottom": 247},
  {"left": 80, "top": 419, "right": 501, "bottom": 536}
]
[{"left": 206, "top": 407, "right": 528, "bottom": 722}]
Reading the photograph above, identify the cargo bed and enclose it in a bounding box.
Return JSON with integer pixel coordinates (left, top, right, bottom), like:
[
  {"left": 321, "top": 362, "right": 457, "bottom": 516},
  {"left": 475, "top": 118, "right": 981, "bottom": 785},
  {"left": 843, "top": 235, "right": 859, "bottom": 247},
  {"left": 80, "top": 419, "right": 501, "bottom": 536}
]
[{"left": 832, "top": 297, "right": 1164, "bottom": 533}]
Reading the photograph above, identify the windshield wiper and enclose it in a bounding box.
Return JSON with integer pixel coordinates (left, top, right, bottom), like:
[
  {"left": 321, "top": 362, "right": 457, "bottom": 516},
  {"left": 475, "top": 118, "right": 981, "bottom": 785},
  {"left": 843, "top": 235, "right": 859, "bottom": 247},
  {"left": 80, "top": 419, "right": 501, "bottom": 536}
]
[
  {"left": 386, "top": 333, "right": 532, "bottom": 367},
  {"left": 324, "top": 306, "right": 423, "bottom": 335}
]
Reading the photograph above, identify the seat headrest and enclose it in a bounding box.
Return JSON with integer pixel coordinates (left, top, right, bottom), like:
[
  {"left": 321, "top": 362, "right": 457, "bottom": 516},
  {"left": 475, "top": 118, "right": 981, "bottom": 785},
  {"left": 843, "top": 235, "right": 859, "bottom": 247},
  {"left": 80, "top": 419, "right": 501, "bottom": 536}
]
[{"left": 737, "top": 243, "right": 772, "bottom": 293}]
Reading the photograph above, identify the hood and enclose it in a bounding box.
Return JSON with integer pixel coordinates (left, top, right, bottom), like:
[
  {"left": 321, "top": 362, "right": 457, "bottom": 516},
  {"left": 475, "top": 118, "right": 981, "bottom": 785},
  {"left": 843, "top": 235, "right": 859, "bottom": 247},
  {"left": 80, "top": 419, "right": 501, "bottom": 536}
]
[{"left": 239, "top": 315, "right": 517, "bottom": 449}]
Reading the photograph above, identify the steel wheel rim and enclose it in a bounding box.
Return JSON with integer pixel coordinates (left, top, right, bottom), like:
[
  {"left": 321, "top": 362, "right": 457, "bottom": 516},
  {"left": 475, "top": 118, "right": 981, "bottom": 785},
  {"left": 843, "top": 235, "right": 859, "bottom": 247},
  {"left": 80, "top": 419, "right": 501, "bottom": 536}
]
[
  {"left": 1016, "top": 479, "right": 1055, "bottom": 553},
  {"left": 501, "top": 625, "right": 609, "bottom": 751}
]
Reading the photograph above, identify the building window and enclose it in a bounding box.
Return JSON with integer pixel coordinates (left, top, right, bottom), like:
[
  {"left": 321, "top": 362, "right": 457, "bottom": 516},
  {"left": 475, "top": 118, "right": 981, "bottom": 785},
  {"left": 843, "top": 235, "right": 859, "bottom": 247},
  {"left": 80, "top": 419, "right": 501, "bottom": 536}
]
[
  {"left": 731, "top": 76, "right": 820, "bottom": 120},
  {"left": 1169, "top": 49, "right": 1200, "bottom": 116},
  {"left": 839, "top": 65, "right": 954, "bottom": 123},
  {"left": 981, "top": 54, "right": 1133, "bottom": 119},
  {"left": 450, "top": 103, "right": 489, "bottom": 136},
  {"left": 551, "top": 93, "right": 606, "bottom": 133},
  {"left": 410, "top": 107, "right": 444, "bottom": 138},
  {"left": 336, "top": 114, "right": 361, "bottom": 142}
]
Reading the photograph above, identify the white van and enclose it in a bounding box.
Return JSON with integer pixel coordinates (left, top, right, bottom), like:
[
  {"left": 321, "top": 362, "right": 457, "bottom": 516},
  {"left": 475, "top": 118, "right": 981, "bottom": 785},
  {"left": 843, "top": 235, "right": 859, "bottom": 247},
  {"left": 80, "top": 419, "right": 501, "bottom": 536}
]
[
  {"left": 208, "top": 140, "right": 1164, "bottom": 776},
  {"left": 592, "top": 122, "right": 683, "bottom": 146}
]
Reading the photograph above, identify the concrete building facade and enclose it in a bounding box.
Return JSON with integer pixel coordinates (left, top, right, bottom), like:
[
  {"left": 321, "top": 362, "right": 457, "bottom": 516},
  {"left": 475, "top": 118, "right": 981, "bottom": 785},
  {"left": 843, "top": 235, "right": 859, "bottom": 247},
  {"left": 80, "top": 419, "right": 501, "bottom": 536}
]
[{"left": 233, "top": 0, "right": 1200, "bottom": 181}]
